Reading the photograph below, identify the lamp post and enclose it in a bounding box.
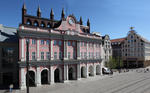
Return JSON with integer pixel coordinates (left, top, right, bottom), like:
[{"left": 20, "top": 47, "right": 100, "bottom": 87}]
[{"left": 26, "top": 40, "right": 29, "bottom": 93}]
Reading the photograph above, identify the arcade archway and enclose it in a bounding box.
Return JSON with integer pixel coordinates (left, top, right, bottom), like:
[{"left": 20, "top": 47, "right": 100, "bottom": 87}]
[
  {"left": 26, "top": 71, "right": 35, "bottom": 87},
  {"left": 41, "top": 69, "right": 49, "bottom": 84},
  {"left": 96, "top": 65, "right": 101, "bottom": 75},
  {"left": 81, "top": 66, "right": 86, "bottom": 78},
  {"left": 89, "top": 65, "right": 94, "bottom": 76}
]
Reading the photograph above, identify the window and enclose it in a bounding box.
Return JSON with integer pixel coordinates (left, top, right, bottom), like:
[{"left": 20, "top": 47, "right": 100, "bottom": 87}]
[
  {"left": 81, "top": 52, "right": 83, "bottom": 59},
  {"left": 81, "top": 42, "right": 83, "bottom": 47},
  {"left": 54, "top": 40, "right": 57, "bottom": 45},
  {"left": 84, "top": 52, "right": 87, "bottom": 58},
  {"left": 46, "top": 40, "right": 50, "bottom": 45},
  {"left": 59, "top": 41, "right": 62, "bottom": 46},
  {"left": 68, "top": 52, "right": 71, "bottom": 59},
  {"left": 34, "top": 21, "right": 39, "bottom": 27},
  {"left": 84, "top": 42, "right": 86, "bottom": 46},
  {"left": 68, "top": 41, "right": 71, "bottom": 46},
  {"left": 32, "top": 52, "right": 36, "bottom": 60},
  {"left": 41, "top": 40, "right": 44, "bottom": 45},
  {"left": 59, "top": 52, "right": 62, "bottom": 59},
  {"left": 72, "top": 42, "right": 75, "bottom": 46},
  {"left": 73, "top": 51, "right": 76, "bottom": 59},
  {"left": 54, "top": 52, "right": 57, "bottom": 59},
  {"left": 41, "top": 52, "right": 44, "bottom": 60},
  {"left": 46, "top": 52, "right": 50, "bottom": 60},
  {"left": 32, "top": 39, "right": 36, "bottom": 45},
  {"left": 2, "top": 48, "right": 14, "bottom": 57}
]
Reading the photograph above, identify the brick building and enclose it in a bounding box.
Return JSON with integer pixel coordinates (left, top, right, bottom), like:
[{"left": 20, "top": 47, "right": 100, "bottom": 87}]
[{"left": 18, "top": 4, "right": 103, "bottom": 89}]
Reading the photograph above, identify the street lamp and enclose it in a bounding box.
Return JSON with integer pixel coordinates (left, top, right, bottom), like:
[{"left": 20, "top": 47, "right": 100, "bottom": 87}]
[{"left": 26, "top": 39, "right": 29, "bottom": 93}]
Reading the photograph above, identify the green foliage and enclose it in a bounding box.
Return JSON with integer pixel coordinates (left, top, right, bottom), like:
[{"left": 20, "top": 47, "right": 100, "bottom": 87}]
[{"left": 107, "top": 56, "right": 123, "bottom": 69}]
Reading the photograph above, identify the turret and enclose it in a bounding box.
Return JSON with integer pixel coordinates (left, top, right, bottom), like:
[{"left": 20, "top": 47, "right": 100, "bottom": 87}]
[
  {"left": 37, "top": 6, "right": 41, "bottom": 17},
  {"left": 80, "top": 17, "right": 83, "bottom": 25},
  {"left": 50, "top": 8, "right": 54, "bottom": 20},
  {"left": 61, "top": 8, "right": 65, "bottom": 20},
  {"left": 87, "top": 19, "right": 90, "bottom": 33},
  {"left": 22, "top": 3, "right": 27, "bottom": 24}
]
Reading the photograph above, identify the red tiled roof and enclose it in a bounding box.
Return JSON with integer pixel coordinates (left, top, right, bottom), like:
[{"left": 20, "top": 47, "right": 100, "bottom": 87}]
[{"left": 111, "top": 38, "right": 125, "bottom": 43}]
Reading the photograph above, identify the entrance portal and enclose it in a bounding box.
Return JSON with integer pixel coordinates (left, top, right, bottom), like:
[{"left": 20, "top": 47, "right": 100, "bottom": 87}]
[
  {"left": 54, "top": 68, "right": 60, "bottom": 82},
  {"left": 26, "top": 71, "right": 35, "bottom": 87},
  {"left": 41, "top": 70, "right": 49, "bottom": 84},
  {"left": 81, "top": 66, "right": 86, "bottom": 78},
  {"left": 68, "top": 67, "right": 74, "bottom": 80}
]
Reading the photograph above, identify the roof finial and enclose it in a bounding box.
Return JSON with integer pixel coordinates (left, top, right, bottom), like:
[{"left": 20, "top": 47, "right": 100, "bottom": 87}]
[{"left": 130, "top": 26, "right": 134, "bottom": 30}]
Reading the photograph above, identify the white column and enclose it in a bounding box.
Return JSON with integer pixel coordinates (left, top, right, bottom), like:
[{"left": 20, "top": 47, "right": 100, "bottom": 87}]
[
  {"left": 20, "top": 68, "right": 26, "bottom": 89},
  {"left": 37, "top": 40, "right": 40, "bottom": 61},
  {"left": 63, "top": 65, "right": 68, "bottom": 82},
  {"left": 77, "top": 41, "right": 81, "bottom": 60},
  {"left": 21, "top": 38, "right": 25, "bottom": 61},
  {"left": 64, "top": 41, "right": 68, "bottom": 60},
  {"left": 94, "top": 64, "right": 96, "bottom": 76},
  {"left": 51, "top": 40, "right": 54, "bottom": 60},
  {"left": 77, "top": 64, "right": 81, "bottom": 80},
  {"left": 94, "top": 43, "right": 96, "bottom": 59},
  {"left": 50, "top": 66, "right": 54, "bottom": 84},
  {"left": 36, "top": 67, "right": 41, "bottom": 86},
  {"left": 87, "top": 43, "right": 89, "bottom": 59}
]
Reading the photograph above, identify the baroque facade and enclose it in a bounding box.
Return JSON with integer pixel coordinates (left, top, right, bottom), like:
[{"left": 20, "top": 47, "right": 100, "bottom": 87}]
[
  {"left": 111, "top": 27, "right": 150, "bottom": 68},
  {"left": 18, "top": 4, "right": 103, "bottom": 89},
  {"left": 102, "top": 35, "right": 112, "bottom": 66}
]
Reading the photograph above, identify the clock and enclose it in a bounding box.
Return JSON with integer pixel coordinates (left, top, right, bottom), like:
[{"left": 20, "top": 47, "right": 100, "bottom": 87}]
[{"left": 69, "top": 18, "right": 74, "bottom": 25}]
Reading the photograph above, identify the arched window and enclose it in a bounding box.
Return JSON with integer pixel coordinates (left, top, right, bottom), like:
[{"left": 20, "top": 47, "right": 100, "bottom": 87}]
[
  {"left": 41, "top": 22, "right": 45, "bottom": 27},
  {"left": 34, "top": 21, "right": 39, "bottom": 27},
  {"left": 26, "top": 19, "right": 32, "bottom": 25},
  {"left": 47, "top": 23, "right": 51, "bottom": 28}
]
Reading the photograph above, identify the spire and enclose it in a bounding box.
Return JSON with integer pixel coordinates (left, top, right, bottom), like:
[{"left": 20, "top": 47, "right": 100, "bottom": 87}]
[
  {"left": 87, "top": 18, "right": 90, "bottom": 27},
  {"left": 22, "top": 3, "right": 27, "bottom": 15},
  {"left": 22, "top": 3, "right": 27, "bottom": 24},
  {"left": 61, "top": 8, "right": 65, "bottom": 20},
  {"left": 22, "top": 3, "right": 26, "bottom": 10},
  {"left": 80, "top": 16, "right": 83, "bottom": 25},
  {"left": 37, "top": 6, "right": 41, "bottom": 17},
  {"left": 50, "top": 8, "right": 54, "bottom": 20},
  {"left": 87, "top": 18, "right": 90, "bottom": 33}
]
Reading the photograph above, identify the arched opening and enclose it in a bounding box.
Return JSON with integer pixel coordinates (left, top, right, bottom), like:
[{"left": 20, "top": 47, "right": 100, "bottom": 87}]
[
  {"left": 47, "top": 23, "right": 51, "bottom": 28},
  {"left": 41, "top": 69, "right": 49, "bottom": 84},
  {"left": 34, "top": 21, "right": 39, "bottom": 27},
  {"left": 81, "top": 66, "right": 86, "bottom": 78},
  {"left": 96, "top": 65, "right": 101, "bottom": 75},
  {"left": 41, "top": 22, "right": 46, "bottom": 27},
  {"left": 26, "top": 71, "right": 35, "bottom": 87},
  {"left": 68, "top": 67, "right": 75, "bottom": 80},
  {"left": 26, "top": 19, "right": 32, "bottom": 26},
  {"left": 54, "top": 68, "right": 60, "bottom": 83},
  {"left": 89, "top": 66, "right": 94, "bottom": 76}
]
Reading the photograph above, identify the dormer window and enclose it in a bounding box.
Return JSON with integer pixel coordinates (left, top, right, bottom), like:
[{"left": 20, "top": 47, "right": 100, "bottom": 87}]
[
  {"left": 26, "top": 20, "right": 32, "bottom": 26},
  {"left": 41, "top": 22, "right": 45, "bottom": 27},
  {"left": 47, "top": 24, "right": 51, "bottom": 28}
]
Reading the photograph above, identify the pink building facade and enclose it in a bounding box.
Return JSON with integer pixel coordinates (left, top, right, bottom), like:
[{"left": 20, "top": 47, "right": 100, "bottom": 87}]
[{"left": 18, "top": 4, "right": 102, "bottom": 89}]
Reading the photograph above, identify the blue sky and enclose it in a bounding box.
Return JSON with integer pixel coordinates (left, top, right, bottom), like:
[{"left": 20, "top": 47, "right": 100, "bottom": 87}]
[{"left": 0, "top": 0, "right": 150, "bottom": 40}]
